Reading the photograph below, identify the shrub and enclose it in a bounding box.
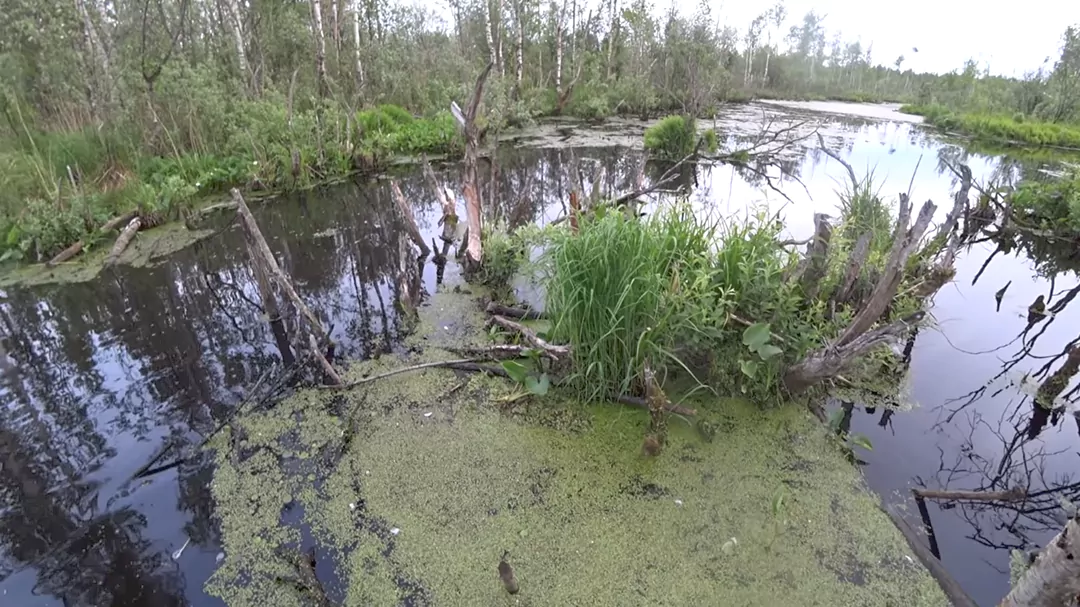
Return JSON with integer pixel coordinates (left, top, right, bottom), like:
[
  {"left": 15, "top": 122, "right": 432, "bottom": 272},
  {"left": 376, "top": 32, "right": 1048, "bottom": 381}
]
[{"left": 644, "top": 115, "right": 698, "bottom": 160}]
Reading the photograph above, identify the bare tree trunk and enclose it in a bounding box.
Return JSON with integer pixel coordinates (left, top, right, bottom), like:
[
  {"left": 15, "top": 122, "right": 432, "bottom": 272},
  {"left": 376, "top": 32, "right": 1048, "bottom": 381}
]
[
  {"left": 497, "top": 1, "right": 505, "bottom": 77},
  {"left": 309, "top": 0, "right": 328, "bottom": 97},
  {"left": 352, "top": 0, "right": 364, "bottom": 91},
  {"left": 224, "top": 0, "right": 249, "bottom": 84},
  {"left": 74, "top": 0, "right": 116, "bottom": 114},
  {"left": 451, "top": 63, "right": 495, "bottom": 270},
  {"left": 763, "top": 48, "right": 771, "bottom": 85},
  {"left": 831, "top": 231, "right": 872, "bottom": 308},
  {"left": 329, "top": 0, "right": 340, "bottom": 52},
  {"left": 555, "top": 7, "right": 564, "bottom": 91},
  {"left": 485, "top": 0, "right": 498, "bottom": 72},
  {"left": 605, "top": 0, "right": 618, "bottom": 80},
  {"left": 1000, "top": 517, "right": 1080, "bottom": 607},
  {"left": 513, "top": 0, "right": 524, "bottom": 92}
]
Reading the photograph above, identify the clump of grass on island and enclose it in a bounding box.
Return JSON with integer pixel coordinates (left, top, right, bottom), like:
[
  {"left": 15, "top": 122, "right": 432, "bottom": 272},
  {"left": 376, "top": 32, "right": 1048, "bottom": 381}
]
[{"left": 643, "top": 115, "right": 719, "bottom": 160}]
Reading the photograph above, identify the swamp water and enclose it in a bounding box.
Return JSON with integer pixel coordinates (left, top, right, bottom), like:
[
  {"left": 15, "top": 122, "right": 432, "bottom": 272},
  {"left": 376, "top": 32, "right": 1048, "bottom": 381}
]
[{"left": 0, "top": 102, "right": 1075, "bottom": 606}]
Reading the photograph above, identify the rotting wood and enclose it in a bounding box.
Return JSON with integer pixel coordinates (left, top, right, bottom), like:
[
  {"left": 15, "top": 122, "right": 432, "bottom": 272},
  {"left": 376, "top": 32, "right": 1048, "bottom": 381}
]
[
  {"left": 643, "top": 362, "right": 669, "bottom": 454},
  {"left": 451, "top": 62, "right": 494, "bottom": 271},
  {"left": 936, "top": 163, "right": 973, "bottom": 270},
  {"left": 913, "top": 487, "right": 1027, "bottom": 503},
  {"left": 784, "top": 311, "right": 926, "bottom": 394},
  {"left": 882, "top": 504, "right": 979, "bottom": 607},
  {"left": 47, "top": 211, "right": 137, "bottom": 266},
  {"left": 790, "top": 213, "right": 833, "bottom": 299},
  {"left": 390, "top": 180, "right": 431, "bottom": 257},
  {"left": 831, "top": 231, "right": 872, "bottom": 308},
  {"left": 233, "top": 188, "right": 328, "bottom": 343},
  {"left": 278, "top": 546, "right": 334, "bottom": 607},
  {"left": 1000, "top": 516, "right": 1080, "bottom": 607},
  {"left": 309, "top": 333, "right": 342, "bottom": 386},
  {"left": 488, "top": 315, "right": 571, "bottom": 360},
  {"left": 104, "top": 217, "right": 142, "bottom": 266},
  {"left": 835, "top": 196, "right": 936, "bottom": 347},
  {"left": 485, "top": 301, "right": 544, "bottom": 320},
  {"left": 1036, "top": 344, "right": 1080, "bottom": 408}
]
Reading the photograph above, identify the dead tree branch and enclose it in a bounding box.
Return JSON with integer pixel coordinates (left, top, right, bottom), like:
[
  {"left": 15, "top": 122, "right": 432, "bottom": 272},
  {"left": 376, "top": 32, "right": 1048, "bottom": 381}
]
[{"left": 389, "top": 180, "right": 431, "bottom": 257}]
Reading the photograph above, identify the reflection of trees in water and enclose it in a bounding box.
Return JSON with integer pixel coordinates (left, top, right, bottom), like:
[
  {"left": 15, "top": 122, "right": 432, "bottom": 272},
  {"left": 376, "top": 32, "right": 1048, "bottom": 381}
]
[{"left": 0, "top": 176, "right": 422, "bottom": 603}]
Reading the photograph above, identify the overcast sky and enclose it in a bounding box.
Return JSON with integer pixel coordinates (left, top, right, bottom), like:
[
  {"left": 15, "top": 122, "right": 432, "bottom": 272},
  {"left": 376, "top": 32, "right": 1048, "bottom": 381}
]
[{"left": 699, "top": 0, "right": 1080, "bottom": 76}]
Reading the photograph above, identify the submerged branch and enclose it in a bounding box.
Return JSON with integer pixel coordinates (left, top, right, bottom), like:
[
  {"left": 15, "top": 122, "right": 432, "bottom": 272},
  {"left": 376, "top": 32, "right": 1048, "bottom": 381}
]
[
  {"left": 912, "top": 487, "right": 1027, "bottom": 503},
  {"left": 488, "top": 315, "right": 571, "bottom": 360},
  {"left": 319, "top": 358, "right": 487, "bottom": 390}
]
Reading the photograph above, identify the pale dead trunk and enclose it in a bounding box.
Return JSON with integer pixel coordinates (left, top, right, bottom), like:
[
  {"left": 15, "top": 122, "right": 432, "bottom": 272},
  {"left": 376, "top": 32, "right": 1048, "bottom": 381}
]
[
  {"left": 1000, "top": 517, "right": 1080, "bottom": 607},
  {"left": 497, "top": 2, "right": 505, "bottom": 77},
  {"left": 514, "top": 0, "right": 524, "bottom": 91},
  {"left": 763, "top": 48, "right": 771, "bottom": 85},
  {"left": 605, "top": 0, "right": 618, "bottom": 80},
  {"left": 224, "top": 0, "right": 249, "bottom": 83},
  {"left": 310, "top": 0, "right": 328, "bottom": 97},
  {"left": 485, "top": 0, "right": 498, "bottom": 71},
  {"left": 352, "top": 1, "right": 364, "bottom": 90},
  {"left": 555, "top": 1, "right": 564, "bottom": 91},
  {"left": 451, "top": 63, "right": 494, "bottom": 270},
  {"left": 74, "top": 0, "right": 116, "bottom": 112}
]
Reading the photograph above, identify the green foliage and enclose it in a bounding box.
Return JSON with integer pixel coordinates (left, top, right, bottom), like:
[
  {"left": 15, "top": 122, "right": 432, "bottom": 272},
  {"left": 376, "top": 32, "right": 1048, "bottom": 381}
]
[
  {"left": 1009, "top": 166, "right": 1080, "bottom": 232},
  {"left": 476, "top": 229, "right": 528, "bottom": 299},
  {"left": 644, "top": 116, "right": 698, "bottom": 160},
  {"left": 499, "top": 359, "right": 551, "bottom": 396},
  {"left": 702, "top": 129, "right": 719, "bottom": 154},
  {"left": 903, "top": 104, "right": 1080, "bottom": 149}
]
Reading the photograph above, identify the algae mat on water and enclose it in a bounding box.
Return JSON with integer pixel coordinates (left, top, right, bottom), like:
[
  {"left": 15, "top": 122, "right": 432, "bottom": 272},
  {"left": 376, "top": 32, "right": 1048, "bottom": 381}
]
[{"left": 205, "top": 361, "right": 946, "bottom": 606}]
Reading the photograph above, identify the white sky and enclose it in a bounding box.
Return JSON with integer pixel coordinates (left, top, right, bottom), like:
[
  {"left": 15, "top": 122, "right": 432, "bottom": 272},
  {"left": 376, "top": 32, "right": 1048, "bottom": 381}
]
[{"left": 700, "top": 0, "right": 1080, "bottom": 76}]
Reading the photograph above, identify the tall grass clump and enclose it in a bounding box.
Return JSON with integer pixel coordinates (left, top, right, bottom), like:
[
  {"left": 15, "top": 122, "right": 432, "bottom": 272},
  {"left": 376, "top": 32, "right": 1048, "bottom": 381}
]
[
  {"left": 835, "top": 172, "right": 894, "bottom": 256},
  {"left": 643, "top": 115, "right": 699, "bottom": 160},
  {"left": 544, "top": 205, "right": 725, "bottom": 401}
]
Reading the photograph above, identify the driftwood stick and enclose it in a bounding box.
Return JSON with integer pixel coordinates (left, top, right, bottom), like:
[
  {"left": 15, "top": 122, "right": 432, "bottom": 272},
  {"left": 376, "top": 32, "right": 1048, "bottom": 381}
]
[
  {"left": 489, "top": 315, "right": 571, "bottom": 359},
  {"left": 485, "top": 301, "right": 544, "bottom": 320},
  {"left": 390, "top": 180, "right": 431, "bottom": 256},
  {"left": 816, "top": 132, "right": 859, "bottom": 191},
  {"left": 913, "top": 487, "right": 1027, "bottom": 503},
  {"left": 447, "top": 344, "right": 535, "bottom": 360},
  {"left": 319, "top": 358, "right": 488, "bottom": 390},
  {"left": 883, "top": 504, "right": 979, "bottom": 607},
  {"left": 309, "top": 334, "right": 342, "bottom": 386},
  {"left": 233, "top": 188, "right": 328, "bottom": 342},
  {"left": 105, "top": 217, "right": 142, "bottom": 266},
  {"left": 1000, "top": 516, "right": 1080, "bottom": 607}
]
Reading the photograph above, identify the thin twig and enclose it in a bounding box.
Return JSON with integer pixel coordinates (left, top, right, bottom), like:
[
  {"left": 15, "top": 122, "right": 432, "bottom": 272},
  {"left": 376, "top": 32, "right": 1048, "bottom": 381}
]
[{"left": 318, "top": 359, "right": 487, "bottom": 390}]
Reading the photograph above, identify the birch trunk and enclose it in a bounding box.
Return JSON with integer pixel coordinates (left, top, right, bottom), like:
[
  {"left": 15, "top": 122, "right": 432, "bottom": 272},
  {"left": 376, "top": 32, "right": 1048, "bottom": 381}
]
[
  {"left": 554, "top": 0, "right": 565, "bottom": 91},
  {"left": 352, "top": 1, "right": 364, "bottom": 90},
  {"left": 513, "top": 0, "right": 524, "bottom": 91},
  {"left": 485, "top": 0, "right": 498, "bottom": 72},
  {"left": 605, "top": 0, "right": 618, "bottom": 80},
  {"left": 1000, "top": 517, "right": 1080, "bottom": 607},
  {"left": 763, "top": 48, "right": 771, "bottom": 85},
  {"left": 224, "top": 0, "right": 249, "bottom": 83},
  {"left": 74, "top": 0, "right": 116, "bottom": 112},
  {"left": 310, "top": 0, "right": 328, "bottom": 97}
]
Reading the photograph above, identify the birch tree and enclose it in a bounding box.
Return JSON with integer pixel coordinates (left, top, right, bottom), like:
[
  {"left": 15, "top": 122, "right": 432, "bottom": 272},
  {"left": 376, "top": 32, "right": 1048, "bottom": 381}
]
[{"left": 310, "top": 0, "right": 328, "bottom": 96}]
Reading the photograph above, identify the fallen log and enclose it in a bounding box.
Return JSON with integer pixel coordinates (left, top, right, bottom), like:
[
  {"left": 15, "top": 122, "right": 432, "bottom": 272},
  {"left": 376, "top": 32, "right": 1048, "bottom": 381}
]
[
  {"left": 390, "top": 180, "right": 431, "bottom": 257},
  {"left": 1000, "top": 516, "right": 1080, "bottom": 607},
  {"left": 104, "top": 217, "right": 142, "bottom": 266},
  {"left": 47, "top": 211, "right": 138, "bottom": 266},
  {"left": 309, "top": 333, "right": 342, "bottom": 386},
  {"left": 485, "top": 302, "right": 544, "bottom": 320},
  {"left": 882, "top": 504, "right": 979, "bottom": 607},
  {"left": 233, "top": 189, "right": 328, "bottom": 343},
  {"left": 913, "top": 487, "right": 1027, "bottom": 503},
  {"left": 488, "top": 315, "right": 571, "bottom": 360}
]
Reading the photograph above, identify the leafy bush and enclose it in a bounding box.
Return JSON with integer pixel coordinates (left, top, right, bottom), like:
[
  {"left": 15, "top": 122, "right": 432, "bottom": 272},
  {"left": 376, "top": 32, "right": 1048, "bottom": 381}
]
[
  {"left": 902, "top": 104, "right": 1080, "bottom": 148},
  {"left": 644, "top": 115, "right": 698, "bottom": 160}
]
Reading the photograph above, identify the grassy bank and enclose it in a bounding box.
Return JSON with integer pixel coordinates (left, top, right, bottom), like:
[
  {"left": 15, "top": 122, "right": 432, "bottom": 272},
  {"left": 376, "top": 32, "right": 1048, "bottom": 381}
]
[
  {"left": 0, "top": 102, "right": 459, "bottom": 264},
  {"left": 902, "top": 104, "right": 1080, "bottom": 149}
]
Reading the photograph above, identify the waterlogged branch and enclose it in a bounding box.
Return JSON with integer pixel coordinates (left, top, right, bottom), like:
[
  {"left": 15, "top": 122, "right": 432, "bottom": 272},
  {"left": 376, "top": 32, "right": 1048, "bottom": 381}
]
[
  {"left": 309, "top": 333, "right": 342, "bottom": 385},
  {"left": 488, "top": 315, "right": 571, "bottom": 360},
  {"left": 485, "top": 301, "right": 544, "bottom": 320},
  {"left": 47, "top": 211, "right": 138, "bottom": 266},
  {"left": 883, "top": 504, "right": 979, "bottom": 607},
  {"left": 319, "top": 358, "right": 487, "bottom": 390},
  {"left": 913, "top": 487, "right": 1027, "bottom": 503},
  {"left": 389, "top": 180, "right": 431, "bottom": 257},
  {"left": 104, "top": 216, "right": 142, "bottom": 266},
  {"left": 816, "top": 132, "right": 859, "bottom": 191}
]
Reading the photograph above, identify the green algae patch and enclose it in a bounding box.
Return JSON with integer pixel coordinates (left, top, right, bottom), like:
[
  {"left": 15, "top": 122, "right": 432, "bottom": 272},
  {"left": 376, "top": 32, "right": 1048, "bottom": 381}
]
[{"left": 206, "top": 378, "right": 947, "bottom": 606}]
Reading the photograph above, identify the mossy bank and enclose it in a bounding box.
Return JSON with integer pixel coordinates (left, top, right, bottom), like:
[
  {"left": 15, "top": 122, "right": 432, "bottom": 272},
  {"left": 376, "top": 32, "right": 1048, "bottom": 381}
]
[{"left": 203, "top": 288, "right": 947, "bottom": 607}]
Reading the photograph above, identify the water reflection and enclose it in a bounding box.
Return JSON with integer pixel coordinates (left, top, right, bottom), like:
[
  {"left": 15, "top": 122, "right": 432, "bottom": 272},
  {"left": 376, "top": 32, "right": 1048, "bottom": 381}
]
[{"left": 0, "top": 104, "right": 1076, "bottom": 606}]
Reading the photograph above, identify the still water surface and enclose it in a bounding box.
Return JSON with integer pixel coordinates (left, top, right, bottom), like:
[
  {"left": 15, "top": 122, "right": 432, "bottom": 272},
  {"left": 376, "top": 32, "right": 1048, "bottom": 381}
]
[{"left": 1, "top": 101, "right": 1075, "bottom": 606}]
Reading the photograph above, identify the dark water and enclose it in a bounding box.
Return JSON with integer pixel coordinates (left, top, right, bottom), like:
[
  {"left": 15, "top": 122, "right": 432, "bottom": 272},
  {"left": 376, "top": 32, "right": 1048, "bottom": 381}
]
[{"left": 0, "top": 103, "right": 1074, "bottom": 606}]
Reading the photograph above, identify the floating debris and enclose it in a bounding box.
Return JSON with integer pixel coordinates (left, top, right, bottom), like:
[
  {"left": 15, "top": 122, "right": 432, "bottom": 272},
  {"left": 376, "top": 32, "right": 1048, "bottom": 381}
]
[
  {"left": 721, "top": 537, "right": 738, "bottom": 554},
  {"left": 674, "top": 499, "right": 684, "bottom": 506},
  {"left": 172, "top": 537, "right": 191, "bottom": 560},
  {"left": 424, "top": 412, "right": 433, "bottom": 418},
  {"left": 390, "top": 527, "right": 401, "bottom": 536},
  {"left": 216, "top": 552, "right": 226, "bottom": 564}
]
